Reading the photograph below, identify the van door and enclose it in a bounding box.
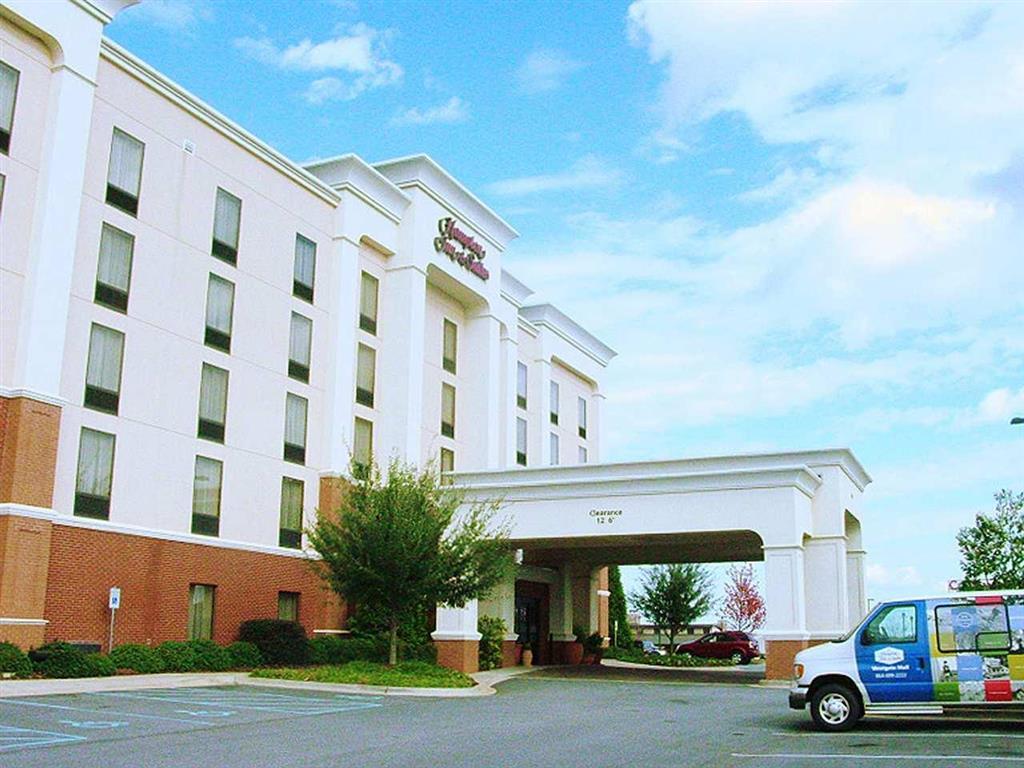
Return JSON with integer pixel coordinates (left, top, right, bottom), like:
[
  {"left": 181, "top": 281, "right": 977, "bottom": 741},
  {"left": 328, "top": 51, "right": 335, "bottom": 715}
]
[{"left": 855, "top": 601, "right": 934, "bottom": 703}]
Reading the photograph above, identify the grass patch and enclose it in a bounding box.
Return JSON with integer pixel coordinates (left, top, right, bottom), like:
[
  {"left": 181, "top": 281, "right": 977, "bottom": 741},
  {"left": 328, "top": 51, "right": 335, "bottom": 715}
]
[{"left": 250, "top": 660, "right": 475, "bottom": 688}]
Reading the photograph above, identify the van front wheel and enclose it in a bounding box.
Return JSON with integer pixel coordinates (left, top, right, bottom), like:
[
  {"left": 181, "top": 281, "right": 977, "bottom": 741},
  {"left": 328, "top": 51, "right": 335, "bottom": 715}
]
[{"left": 810, "top": 683, "right": 861, "bottom": 732}]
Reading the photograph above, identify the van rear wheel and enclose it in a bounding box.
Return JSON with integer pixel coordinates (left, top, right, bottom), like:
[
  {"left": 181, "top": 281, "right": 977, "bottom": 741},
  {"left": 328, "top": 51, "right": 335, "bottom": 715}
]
[{"left": 810, "top": 683, "right": 861, "bottom": 732}]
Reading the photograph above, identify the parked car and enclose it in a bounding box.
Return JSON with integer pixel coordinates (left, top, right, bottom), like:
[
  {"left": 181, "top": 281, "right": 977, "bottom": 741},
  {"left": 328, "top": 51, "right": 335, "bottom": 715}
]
[
  {"left": 676, "top": 631, "right": 759, "bottom": 664},
  {"left": 633, "top": 639, "right": 667, "bottom": 656}
]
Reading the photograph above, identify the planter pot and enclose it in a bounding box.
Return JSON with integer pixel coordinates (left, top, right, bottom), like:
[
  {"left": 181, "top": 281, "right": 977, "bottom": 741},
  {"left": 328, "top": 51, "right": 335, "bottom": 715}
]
[
  {"left": 564, "top": 642, "right": 584, "bottom": 665},
  {"left": 521, "top": 648, "right": 533, "bottom": 667}
]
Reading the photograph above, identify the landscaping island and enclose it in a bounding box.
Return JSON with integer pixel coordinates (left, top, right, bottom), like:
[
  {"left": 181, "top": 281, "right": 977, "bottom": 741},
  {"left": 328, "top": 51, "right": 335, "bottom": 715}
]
[{"left": 251, "top": 660, "right": 475, "bottom": 688}]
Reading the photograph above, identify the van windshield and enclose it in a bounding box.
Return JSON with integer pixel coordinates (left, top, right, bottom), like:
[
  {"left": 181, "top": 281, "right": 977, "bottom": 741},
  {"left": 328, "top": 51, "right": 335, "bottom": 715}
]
[{"left": 832, "top": 606, "right": 874, "bottom": 643}]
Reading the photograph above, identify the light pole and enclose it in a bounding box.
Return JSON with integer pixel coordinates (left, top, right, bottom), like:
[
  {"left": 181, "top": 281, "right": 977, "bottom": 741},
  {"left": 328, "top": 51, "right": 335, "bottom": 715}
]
[{"left": 1012, "top": 417, "right": 1024, "bottom": 426}]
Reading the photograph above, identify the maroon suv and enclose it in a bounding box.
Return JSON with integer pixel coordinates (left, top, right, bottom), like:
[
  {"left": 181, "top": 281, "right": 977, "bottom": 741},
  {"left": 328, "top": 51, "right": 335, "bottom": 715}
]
[{"left": 675, "top": 631, "right": 759, "bottom": 664}]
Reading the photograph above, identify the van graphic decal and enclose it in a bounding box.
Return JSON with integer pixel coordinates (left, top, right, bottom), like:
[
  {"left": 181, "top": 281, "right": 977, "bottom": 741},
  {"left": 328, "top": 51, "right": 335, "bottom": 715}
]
[{"left": 874, "top": 647, "right": 905, "bottom": 666}]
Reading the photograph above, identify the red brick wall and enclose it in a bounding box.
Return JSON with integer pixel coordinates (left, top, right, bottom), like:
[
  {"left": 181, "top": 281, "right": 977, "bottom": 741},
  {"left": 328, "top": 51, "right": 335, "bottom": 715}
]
[
  {"left": 0, "top": 396, "right": 62, "bottom": 507},
  {"left": 44, "top": 524, "right": 345, "bottom": 649}
]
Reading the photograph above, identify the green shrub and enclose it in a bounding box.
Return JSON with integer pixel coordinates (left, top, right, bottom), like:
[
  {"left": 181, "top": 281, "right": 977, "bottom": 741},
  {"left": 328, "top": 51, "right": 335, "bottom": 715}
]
[
  {"left": 110, "top": 643, "right": 165, "bottom": 674},
  {"left": 86, "top": 654, "right": 117, "bottom": 677},
  {"left": 225, "top": 641, "right": 263, "bottom": 669},
  {"left": 238, "top": 619, "right": 309, "bottom": 666},
  {"left": 186, "top": 640, "right": 232, "bottom": 671},
  {"left": 305, "top": 633, "right": 434, "bottom": 666},
  {"left": 0, "top": 641, "right": 33, "bottom": 678},
  {"left": 156, "top": 641, "right": 198, "bottom": 672},
  {"left": 32, "top": 642, "right": 115, "bottom": 678},
  {"left": 477, "top": 616, "right": 506, "bottom": 671}
]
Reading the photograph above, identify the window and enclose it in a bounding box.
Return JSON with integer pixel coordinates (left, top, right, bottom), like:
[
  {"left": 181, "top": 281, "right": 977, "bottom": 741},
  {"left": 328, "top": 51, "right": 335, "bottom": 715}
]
[
  {"left": 74, "top": 428, "right": 115, "bottom": 519},
  {"left": 443, "top": 319, "right": 457, "bottom": 374},
  {"left": 289, "top": 312, "right": 312, "bottom": 383},
  {"left": 204, "top": 274, "right": 234, "bottom": 352},
  {"left": 353, "top": 417, "right": 373, "bottom": 469},
  {"left": 516, "top": 417, "right": 527, "bottom": 466},
  {"left": 191, "top": 456, "right": 222, "bottom": 536},
  {"left": 211, "top": 188, "right": 241, "bottom": 264},
  {"left": 197, "top": 364, "right": 228, "bottom": 442},
  {"left": 95, "top": 224, "right": 134, "bottom": 312},
  {"left": 861, "top": 604, "right": 917, "bottom": 645},
  {"left": 549, "top": 433, "right": 560, "bottom": 466},
  {"left": 293, "top": 234, "right": 316, "bottom": 302},
  {"left": 578, "top": 446, "right": 588, "bottom": 464},
  {"left": 105, "top": 128, "right": 144, "bottom": 216},
  {"left": 550, "top": 381, "right": 559, "bottom": 425},
  {"left": 279, "top": 477, "right": 303, "bottom": 549},
  {"left": 84, "top": 324, "right": 124, "bottom": 415},
  {"left": 440, "top": 447, "right": 454, "bottom": 473},
  {"left": 517, "top": 362, "right": 528, "bottom": 409},
  {"left": 0, "top": 61, "right": 18, "bottom": 154},
  {"left": 935, "top": 603, "right": 1010, "bottom": 653},
  {"left": 284, "top": 393, "right": 308, "bottom": 464},
  {"left": 356, "top": 344, "right": 375, "bottom": 407},
  {"left": 188, "top": 584, "right": 215, "bottom": 641},
  {"left": 359, "top": 272, "right": 379, "bottom": 334},
  {"left": 578, "top": 396, "right": 588, "bottom": 439},
  {"left": 441, "top": 384, "right": 456, "bottom": 439},
  {"left": 278, "top": 592, "right": 299, "bottom": 622},
  {"left": 0, "top": 174, "right": 5, "bottom": 218}
]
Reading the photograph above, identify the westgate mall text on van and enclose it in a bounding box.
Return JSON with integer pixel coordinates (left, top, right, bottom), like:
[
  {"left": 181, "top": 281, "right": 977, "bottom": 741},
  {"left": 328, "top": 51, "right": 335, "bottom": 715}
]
[{"left": 789, "top": 590, "right": 1024, "bottom": 731}]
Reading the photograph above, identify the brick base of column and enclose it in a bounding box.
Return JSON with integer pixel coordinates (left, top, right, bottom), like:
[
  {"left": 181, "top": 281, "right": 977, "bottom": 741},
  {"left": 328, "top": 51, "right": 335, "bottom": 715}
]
[
  {"left": 766, "top": 639, "right": 828, "bottom": 680},
  {"left": 552, "top": 640, "right": 584, "bottom": 665},
  {"left": 434, "top": 639, "right": 479, "bottom": 674},
  {"left": 501, "top": 640, "right": 517, "bottom": 668}
]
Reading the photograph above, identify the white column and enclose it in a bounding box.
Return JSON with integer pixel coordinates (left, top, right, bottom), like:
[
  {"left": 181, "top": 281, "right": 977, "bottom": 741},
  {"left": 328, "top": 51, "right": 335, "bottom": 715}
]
[
  {"left": 378, "top": 264, "right": 427, "bottom": 463},
  {"left": 846, "top": 548, "right": 867, "bottom": 626},
  {"left": 461, "top": 310, "right": 502, "bottom": 468},
  {"left": 590, "top": 391, "right": 605, "bottom": 462},
  {"left": 532, "top": 358, "right": 551, "bottom": 465},
  {"left": 478, "top": 575, "right": 517, "bottom": 644},
  {"left": 322, "top": 237, "right": 361, "bottom": 469},
  {"left": 500, "top": 330, "right": 518, "bottom": 467},
  {"left": 803, "top": 535, "right": 849, "bottom": 637},
  {"left": 762, "top": 544, "right": 808, "bottom": 641},
  {"left": 432, "top": 600, "right": 482, "bottom": 642},
  {"left": 550, "top": 564, "right": 575, "bottom": 641}
]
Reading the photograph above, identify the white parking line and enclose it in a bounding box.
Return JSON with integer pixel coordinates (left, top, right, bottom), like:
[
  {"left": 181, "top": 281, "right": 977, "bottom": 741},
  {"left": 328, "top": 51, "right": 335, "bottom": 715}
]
[
  {"left": 99, "top": 690, "right": 382, "bottom": 716},
  {"left": 0, "top": 698, "right": 215, "bottom": 726},
  {"left": 773, "top": 732, "right": 1024, "bottom": 740},
  {"left": 733, "top": 754, "right": 1024, "bottom": 763},
  {"left": 0, "top": 725, "right": 85, "bottom": 752}
]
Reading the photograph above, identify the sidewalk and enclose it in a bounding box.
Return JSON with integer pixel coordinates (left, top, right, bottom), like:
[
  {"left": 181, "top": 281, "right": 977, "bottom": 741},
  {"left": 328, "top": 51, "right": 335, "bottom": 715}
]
[{"left": 0, "top": 665, "right": 540, "bottom": 699}]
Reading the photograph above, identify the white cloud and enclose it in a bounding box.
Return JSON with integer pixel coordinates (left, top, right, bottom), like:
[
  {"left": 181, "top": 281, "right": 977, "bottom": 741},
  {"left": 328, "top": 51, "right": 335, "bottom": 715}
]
[
  {"left": 737, "top": 167, "right": 821, "bottom": 203},
  {"left": 976, "top": 387, "right": 1024, "bottom": 424},
  {"left": 235, "top": 24, "right": 402, "bottom": 103},
  {"left": 486, "top": 156, "right": 621, "bottom": 197},
  {"left": 515, "top": 50, "right": 585, "bottom": 94},
  {"left": 120, "top": 0, "right": 211, "bottom": 31},
  {"left": 389, "top": 97, "right": 469, "bottom": 127},
  {"left": 866, "top": 564, "right": 923, "bottom": 588}
]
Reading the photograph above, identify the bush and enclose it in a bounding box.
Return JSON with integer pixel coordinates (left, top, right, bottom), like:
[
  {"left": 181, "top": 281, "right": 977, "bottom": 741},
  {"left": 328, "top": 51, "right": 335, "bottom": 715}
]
[
  {"left": 477, "top": 616, "right": 506, "bottom": 671},
  {"left": 238, "top": 620, "right": 309, "bottom": 666},
  {"left": 186, "top": 639, "right": 232, "bottom": 672},
  {"left": 32, "top": 642, "right": 115, "bottom": 678},
  {"left": 602, "top": 646, "right": 737, "bottom": 667},
  {"left": 0, "top": 641, "right": 33, "bottom": 678},
  {"left": 110, "top": 643, "right": 164, "bottom": 674},
  {"left": 156, "top": 641, "right": 198, "bottom": 672},
  {"left": 225, "top": 641, "right": 263, "bottom": 669}
]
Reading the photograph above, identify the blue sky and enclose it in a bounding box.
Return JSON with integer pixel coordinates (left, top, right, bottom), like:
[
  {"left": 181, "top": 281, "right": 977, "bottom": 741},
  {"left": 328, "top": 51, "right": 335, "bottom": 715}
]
[{"left": 108, "top": 1, "right": 1023, "bottom": 613}]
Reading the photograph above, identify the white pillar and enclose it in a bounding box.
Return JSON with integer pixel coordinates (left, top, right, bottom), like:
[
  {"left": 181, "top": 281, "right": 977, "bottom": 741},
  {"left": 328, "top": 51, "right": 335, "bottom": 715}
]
[
  {"left": 590, "top": 391, "right": 605, "bottom": 462},
  {"left": 531, "top": 357, "right": 551, "bottom": 465},
  {"left": 478, "top": 575, "right": 516, "bottom": 640},
  {"left": 378, "top": 264, "right": 426, "bottom": 463},
  {"left": 461, "top": 310, "right": 502, "bottom": 468},
  {"left": 500, "top": 330, "right": 518, "bottom": 467},
  {"left": 803, "top": 535, "right": 849, "bottom": 638},
  {"left": 432, "top": 600, "right": 482, "bottom": 642},
  {"left": 322, "top": 237, "right": 361, "bottom": 469},
  {"left": 762, "top": 544, "right": 808, "bottom": 641},
  {"left": 846, "top": 548, "right": 867, "bottom": 626},
  {"left": 550, "top": 564, "right": 575, "bottom": 641}
]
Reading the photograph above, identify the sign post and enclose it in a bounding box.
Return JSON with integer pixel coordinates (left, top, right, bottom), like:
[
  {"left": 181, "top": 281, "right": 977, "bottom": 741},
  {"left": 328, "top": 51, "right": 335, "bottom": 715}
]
[{"left": 108, "top": 587, "right": 121, "bottom": 652}]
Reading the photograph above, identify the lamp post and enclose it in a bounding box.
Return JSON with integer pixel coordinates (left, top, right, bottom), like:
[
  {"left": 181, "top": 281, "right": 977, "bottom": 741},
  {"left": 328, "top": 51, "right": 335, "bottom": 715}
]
[{"left": 1012, "top": 417, "right": 1024, "bottom": 426}]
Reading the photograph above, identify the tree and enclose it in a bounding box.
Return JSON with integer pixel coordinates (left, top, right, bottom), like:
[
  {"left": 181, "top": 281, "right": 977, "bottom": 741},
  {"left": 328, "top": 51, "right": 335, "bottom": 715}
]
[
  {"left": 957, "top": 489, "right": 1024, "bottom": 591},
  {"left": 721, "top": 563, "right": 766, "bottom": 632},
  {"left": 607, "top": 565, "right": 634, "bottom": 648},
  {"left": 308, "top": 458, "right": 515, "bottom": 665},
  {"left": 630, "top": 564, "right": 712, "bottom": 654}
]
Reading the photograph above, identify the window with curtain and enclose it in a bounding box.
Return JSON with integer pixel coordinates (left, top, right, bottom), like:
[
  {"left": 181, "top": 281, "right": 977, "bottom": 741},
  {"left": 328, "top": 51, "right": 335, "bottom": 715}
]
[
  {"left": 359, "top": 272, "right": 379, "bottom": 334},
  {"left": 441, "top": 384, "right": 456, "bottom": 439},
  {"left": 74, "top": 428, "right": 115, "bottom": 519},
  {"left": 550, "top": 381, "right": 560, "bottom": 425},
  {"left": 443, "top": 319, "right": 457, "bottom": 374},
  {"left": 0, "top": 60, "right": 19, "bottom": 154},
  {"left": 188, "top": 584, "right": 215, "bottom": 641},
  {"left": 578, "top": 396, "right": 588, "bottom": 439},
  {"left": 95, "top": 223, "right": 134, "bottom": 312},
  {"left": 191, "top": 456, "right": 222, "bottom": 536},
  {"left": 197, "top": 364, "right": 228, "bottom": 442},
  {"left": 579, "top": 446, "right": 588, "bottom": 464},
  {"left": 284, "top": 393, "right": 308, "bottom": 464},
  {"left": 516, "top": 418, "right": 527, "bottom": 466},
  {"left": 211, "top": 188, "right": 241, "bottom": 264},
  {"left": 356, "top": 344, "right": 375, "bottom": 407},
  {"left": 517, "top": 362, "right": 528, "bottom": 409},
  {"left": 204, "top": 274, "right": 234, "bottom": 352},
  {"left": 84, "top": 324, "right": 124, "bottom": 414},
  {"left": 293, "top": 234, "right": 316, "bottom": 302},
  {"left": 354, "top": 417, "right": 373, "bottom": 471},
  {"left": 440, "top": 447, "right": 454, "bottom": 474},
  {"left": 105, "top": 128, "right": 144, "bottom": 216},
  {"left": 279, "top": 477, "right": 303, "bottom": 549},
  {"left": 289, "top": 312, "right": 312, "bottom": 383},
  {"left": 550, "top": 433, "right": 560, "bottom": 466},
  {"left": 278, "top": 592, "right": 300, "bottom": 622}
]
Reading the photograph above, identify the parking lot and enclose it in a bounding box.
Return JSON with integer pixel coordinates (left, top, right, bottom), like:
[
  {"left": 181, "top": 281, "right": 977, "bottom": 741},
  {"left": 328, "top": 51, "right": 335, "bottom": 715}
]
[{"left": 0, "top": 676, "right": 1021, "bottom": 767}]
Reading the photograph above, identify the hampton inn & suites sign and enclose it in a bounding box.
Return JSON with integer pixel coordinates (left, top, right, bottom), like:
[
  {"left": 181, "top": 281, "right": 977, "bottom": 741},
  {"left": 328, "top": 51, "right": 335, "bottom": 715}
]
[{"left": 434, "top": 217, "right": 490, "bottom": 281}]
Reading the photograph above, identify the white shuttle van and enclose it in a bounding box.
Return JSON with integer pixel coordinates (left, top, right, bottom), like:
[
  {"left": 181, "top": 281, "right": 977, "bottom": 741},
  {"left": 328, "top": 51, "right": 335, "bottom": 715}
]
[{"left": 790, "top": 589, "right": 1024, "bottom": 731}]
